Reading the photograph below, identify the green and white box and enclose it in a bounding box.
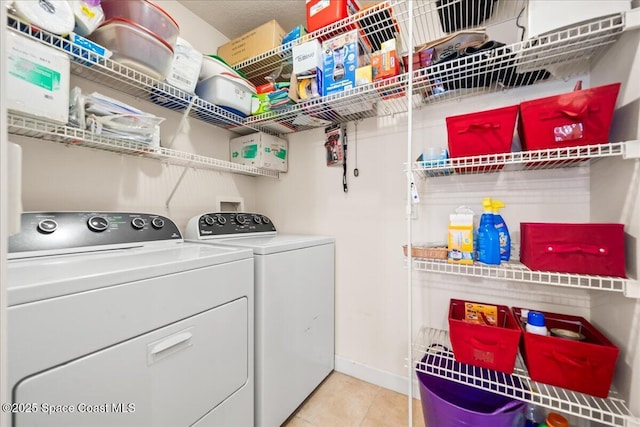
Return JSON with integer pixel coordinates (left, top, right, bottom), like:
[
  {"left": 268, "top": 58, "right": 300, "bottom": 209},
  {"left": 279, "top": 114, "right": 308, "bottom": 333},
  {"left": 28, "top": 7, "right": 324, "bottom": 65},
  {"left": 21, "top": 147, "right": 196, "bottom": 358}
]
[
  {"left": 230, "top": 132, "right": 288, "bottom": 172},
  {"left": 6, "top": 32, "right": 70, "bottom": 124}
]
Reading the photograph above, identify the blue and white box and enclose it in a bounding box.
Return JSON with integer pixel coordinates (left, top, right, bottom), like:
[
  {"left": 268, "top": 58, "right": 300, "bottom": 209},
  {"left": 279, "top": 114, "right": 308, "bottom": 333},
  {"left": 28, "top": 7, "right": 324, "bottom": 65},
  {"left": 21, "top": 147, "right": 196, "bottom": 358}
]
[{"left": 320, "top": 30, "right": 359, "bottom": 97}]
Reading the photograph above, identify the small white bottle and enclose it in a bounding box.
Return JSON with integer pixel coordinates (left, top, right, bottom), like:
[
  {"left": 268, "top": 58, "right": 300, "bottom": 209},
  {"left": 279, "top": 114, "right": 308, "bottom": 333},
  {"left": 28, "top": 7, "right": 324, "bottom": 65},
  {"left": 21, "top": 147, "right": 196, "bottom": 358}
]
[{"left": 526, "top": 311, "right": 549, "bottom": 336}]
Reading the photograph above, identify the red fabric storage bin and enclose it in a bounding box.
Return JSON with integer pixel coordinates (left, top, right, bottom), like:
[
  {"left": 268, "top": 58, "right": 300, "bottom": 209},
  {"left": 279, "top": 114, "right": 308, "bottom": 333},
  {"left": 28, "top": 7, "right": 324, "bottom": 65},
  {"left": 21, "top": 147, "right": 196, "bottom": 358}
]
[
  {"left": 520, "top": 222, "right": 626, "bottom": 277},
  {"left": 306, "top": 0, "right": 360, "bottom": 33},
  {"left": 518, "top": 83, "right": 620, "bottom": 151},
  {"left": 446, "top": 105, "right": 518, "bottom": 172},
  {"left": 448, "top": 299, "right": 522, "bottom": 373},
  {"left": 512, "top": 307, "right": 619, "bottom": 398}
]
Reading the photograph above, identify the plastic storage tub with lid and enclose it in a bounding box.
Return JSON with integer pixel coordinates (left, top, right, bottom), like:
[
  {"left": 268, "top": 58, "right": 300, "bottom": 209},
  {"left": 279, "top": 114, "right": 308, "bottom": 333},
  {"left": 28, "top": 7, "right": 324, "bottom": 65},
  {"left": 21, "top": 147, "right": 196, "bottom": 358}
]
[
  {"left": 196, "top": 72, "right": 257, "bottom": 117},
  {"left": 89, "top": 18, "right": 174, "bottom": 80},
  {"left": 100, "top": 0, "right": 180, "bottom": 46}
]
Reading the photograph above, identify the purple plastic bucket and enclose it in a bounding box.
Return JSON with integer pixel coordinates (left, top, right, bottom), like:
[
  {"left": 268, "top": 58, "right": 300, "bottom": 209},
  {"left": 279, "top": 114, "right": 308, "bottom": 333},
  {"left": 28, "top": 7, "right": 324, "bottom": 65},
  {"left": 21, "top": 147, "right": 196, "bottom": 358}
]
[{"left": 416, "top": 351, "right": 525, "bottom": 427}]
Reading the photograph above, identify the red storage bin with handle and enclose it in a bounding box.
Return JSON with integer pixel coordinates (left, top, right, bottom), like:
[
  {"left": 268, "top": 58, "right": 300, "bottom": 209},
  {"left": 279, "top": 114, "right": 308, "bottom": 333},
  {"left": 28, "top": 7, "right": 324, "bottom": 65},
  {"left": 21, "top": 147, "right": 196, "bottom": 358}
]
[
  {"left": 512, "top": 307, "right": 619, "bottom": 398},
  {"left": 518, "top": 82, "right": 620, "bottom": 151},
  {"left": 448, "top": 299, "right": 522, "bottom": 374},
  {"left": 306, "top": 0, "right": 360, "bottom": 33},
  {"left": 446, "top": 105, "right": 518, "bottom": 172},
  {"left": 520, "top": 222, "right": 626, "bottom": 277}
]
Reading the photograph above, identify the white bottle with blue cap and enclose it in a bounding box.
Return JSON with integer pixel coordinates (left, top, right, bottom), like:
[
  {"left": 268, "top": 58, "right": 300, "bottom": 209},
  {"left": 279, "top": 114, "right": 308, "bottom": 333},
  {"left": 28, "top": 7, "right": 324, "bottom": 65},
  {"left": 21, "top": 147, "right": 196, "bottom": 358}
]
[{"left": 526, "top": 311, "right": 549, "bottom": 336}]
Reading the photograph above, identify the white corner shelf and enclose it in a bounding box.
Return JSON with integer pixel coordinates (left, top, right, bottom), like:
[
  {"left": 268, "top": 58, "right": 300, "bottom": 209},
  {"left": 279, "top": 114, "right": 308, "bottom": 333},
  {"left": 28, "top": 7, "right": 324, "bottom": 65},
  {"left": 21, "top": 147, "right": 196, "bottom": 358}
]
[
  {"left": 7, "top": 114, "right": 279, "bottom": 178},
  {"left": 413, "top": 327, "right": 639, "bottom": 427},
  {"left": 410, "top": 141, "right": 638, "bottom": 177},
  {"left": 410, "top": 258, "right": 639, "bottom": 297}
]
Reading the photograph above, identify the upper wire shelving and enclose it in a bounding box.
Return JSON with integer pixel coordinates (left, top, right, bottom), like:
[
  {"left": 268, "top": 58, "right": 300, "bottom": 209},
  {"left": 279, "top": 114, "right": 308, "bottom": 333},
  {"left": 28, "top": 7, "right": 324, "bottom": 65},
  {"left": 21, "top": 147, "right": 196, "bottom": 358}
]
[
  {"left": 413, "top": 327, "right": 639, "bottom": 427},
  {"left": 5, "top": 3, "right": 628, "bottom": 136}
]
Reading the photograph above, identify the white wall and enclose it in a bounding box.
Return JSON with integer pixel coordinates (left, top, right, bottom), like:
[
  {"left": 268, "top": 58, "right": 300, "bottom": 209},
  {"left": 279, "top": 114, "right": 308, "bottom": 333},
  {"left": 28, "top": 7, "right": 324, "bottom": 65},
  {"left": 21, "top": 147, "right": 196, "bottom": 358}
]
[{"left": 589, "top": 27, "right": 640, "bottom": 416}]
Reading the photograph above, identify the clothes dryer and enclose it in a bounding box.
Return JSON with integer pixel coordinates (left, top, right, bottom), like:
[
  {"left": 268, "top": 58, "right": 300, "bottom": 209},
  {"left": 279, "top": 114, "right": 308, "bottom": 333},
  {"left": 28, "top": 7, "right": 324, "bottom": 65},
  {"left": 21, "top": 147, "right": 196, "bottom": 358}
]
[
  {"left": 185, "top": 212, "right": 335, "bottom": 427},
  {"left": 7, "top": 212, "right": 254, "bottom": 427}
]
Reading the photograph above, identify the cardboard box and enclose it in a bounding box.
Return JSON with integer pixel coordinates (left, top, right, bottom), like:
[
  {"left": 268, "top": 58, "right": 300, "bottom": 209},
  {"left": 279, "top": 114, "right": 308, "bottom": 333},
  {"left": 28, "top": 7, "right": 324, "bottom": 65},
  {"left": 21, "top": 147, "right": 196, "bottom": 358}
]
[
  {"left": 319, "top": 30, "right": 360, "bottom": 96},
  {"left": 217, "top": 20, "right": 286, "bottom": 66},
  {"left": 372, "top": 39, "right": 400, "bottom": 81},
  {"left": 6, "top": 32, "right": 70, "bottom": 124},
  {"left": 230, "top": 132, "right": 288, "bottom": 172},
  {"left": 293, "top": 39, "right": 323, "bottom": 77}
]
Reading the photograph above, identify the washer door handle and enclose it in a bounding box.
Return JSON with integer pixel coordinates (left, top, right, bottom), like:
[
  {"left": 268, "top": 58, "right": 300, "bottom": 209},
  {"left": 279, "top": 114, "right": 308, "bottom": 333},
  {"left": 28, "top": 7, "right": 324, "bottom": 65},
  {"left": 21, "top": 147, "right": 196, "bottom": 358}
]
[{"left": 147, "top": 329, "right": 193, "bottom": 365}]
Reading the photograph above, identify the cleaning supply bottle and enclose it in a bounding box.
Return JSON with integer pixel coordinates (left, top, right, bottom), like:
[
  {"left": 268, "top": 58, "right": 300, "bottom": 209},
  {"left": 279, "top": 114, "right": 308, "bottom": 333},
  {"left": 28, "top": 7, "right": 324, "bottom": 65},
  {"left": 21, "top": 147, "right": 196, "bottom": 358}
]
[
  {"left": 526, "top": 311, "right": 549, "bottom": 336},
  {"left": 477, "top": 197, "right": 501, "bottom": 265},
  {"left": 525, "top": 403, "right": 546, "bottom": 426},
  {"left": 491, "top": 199, "right": 511, "bottom": 262}
]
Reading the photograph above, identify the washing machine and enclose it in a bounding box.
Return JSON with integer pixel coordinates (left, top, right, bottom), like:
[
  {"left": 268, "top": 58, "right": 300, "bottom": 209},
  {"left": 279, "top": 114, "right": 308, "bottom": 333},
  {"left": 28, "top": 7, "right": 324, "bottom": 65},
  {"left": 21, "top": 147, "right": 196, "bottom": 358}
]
[
  {"left": 6, "top": 212, "right": 254, "bottom": 427},
  {"left": 185, "top": 212, "right": 335, "bottom": 427}
]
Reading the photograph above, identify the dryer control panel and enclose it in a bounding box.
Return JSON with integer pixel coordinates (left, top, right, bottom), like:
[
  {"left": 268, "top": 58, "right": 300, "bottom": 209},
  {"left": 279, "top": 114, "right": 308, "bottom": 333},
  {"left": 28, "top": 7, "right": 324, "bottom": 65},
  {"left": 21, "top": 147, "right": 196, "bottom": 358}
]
[
  {"left": 191, "top": 212, "right": 276, "bottom": 239},
  {"left": 9, "top": 212, "right": 182, "bottom": 257}
]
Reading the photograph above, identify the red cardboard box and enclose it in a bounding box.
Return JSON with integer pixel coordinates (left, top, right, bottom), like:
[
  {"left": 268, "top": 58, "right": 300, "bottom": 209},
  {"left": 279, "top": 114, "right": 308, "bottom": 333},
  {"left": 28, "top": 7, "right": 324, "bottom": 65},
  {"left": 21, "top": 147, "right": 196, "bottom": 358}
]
[
  {"left": 448, "top": 299, "right": 522, "bottom": 374},
  {"left": 512, "top": 307, "right": 619, "bottom": 398},
  {"left": 306, "top": 0, "right": 360, "bottom": 33},
  {"left": 520, "top": 222, "right": 626, "bottom": 277},
  {"left": 446, "top": 105, "right": 518, "bottom": 172},
  {"left": 518, "top": 82, "right": 620, "bottom": 151}
]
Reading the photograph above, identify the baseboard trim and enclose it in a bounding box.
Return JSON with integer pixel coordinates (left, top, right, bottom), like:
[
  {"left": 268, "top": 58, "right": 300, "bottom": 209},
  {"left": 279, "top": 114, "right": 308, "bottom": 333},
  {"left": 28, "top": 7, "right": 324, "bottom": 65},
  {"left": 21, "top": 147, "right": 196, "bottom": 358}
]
[{"left": 334, "top": 355, "right": 421, "bottom": 398}]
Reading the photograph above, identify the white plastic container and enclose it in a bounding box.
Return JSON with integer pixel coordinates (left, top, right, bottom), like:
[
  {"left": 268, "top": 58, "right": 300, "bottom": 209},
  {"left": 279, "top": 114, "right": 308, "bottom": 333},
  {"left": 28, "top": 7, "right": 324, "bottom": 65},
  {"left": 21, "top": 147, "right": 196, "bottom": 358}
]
[
  {"left": 165, "top": 37, "right": 202, "bottom": 94},
  {"left": 69, "top": 0, "right": 105, "bottom": 37},
  {"left": 526, "top": 311, "right": 549, "bottom": 336},
  {"left": 6, "top": 32, "right": 70, "bottom": 124},
  {"left": 89, "top": 18, "right": 174, "bottom": 80},
  {"left": 199, "top": 55, "right": 238, "bottom": 81},
  {"left": 195, "top": 72, "right": 256, "bottom": 116},
  {"left": 13, "top": 0, "right": 75, "bottom": 35}
]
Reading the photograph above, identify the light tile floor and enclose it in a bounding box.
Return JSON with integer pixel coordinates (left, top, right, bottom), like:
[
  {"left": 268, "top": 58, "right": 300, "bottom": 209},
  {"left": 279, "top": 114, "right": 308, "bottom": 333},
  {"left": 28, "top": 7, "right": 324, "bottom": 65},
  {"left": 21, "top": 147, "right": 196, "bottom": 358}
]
[{"left": 282, "top": 372, "right": 426, "bottom": 427}]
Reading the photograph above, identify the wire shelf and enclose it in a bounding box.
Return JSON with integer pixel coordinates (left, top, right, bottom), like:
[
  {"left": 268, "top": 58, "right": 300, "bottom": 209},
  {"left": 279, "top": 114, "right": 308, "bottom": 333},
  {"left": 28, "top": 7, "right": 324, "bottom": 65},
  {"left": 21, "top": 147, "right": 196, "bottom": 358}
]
[
  {"left": 411, "top": 141, "right": 634, "bottom": 176},
  {"left": 6, "top": 114, "right": 279, "bottom": 178},
  {"left": 413, "top": 327, "right": 638, "bottom": 427},
  {"left": 243, "top": 13, "right": 624, "bottom": 133},
  {"left": 411, "top": 258, "right": 631, "bottom": 294},
  {"left": 6, "top": 6, "right": 626, "bottom": 137}
]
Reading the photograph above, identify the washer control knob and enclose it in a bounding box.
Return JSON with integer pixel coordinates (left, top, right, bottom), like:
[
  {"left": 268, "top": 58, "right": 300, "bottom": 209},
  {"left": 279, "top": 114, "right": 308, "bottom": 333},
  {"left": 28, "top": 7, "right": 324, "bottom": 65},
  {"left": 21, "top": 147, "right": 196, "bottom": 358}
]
[
  {"left": 236, "top": 214, "right": 247, "bottom": 225},
  {"left": 261, "top": 215, "right": 270, "bottom": 224},
  {"left": 131, "top": 217, "right": 146, "bottom": 230},
  {"left": 252, "top": 215, "right": 262, "bottom": 224},
  {"left": 37, "top": 219, "right": 58, "bottom": 234},
  {"left": 203, "top": 215, "right": 215, "bottom": 226},
  {"left": 151, "top": 217, "right": 165, "bottom": 229},
  {"left": 216, "top": 214, "right": 227, "bottom": 225},
  {"left": 88, "top": 216, "right": 109, "bottom": 232}
]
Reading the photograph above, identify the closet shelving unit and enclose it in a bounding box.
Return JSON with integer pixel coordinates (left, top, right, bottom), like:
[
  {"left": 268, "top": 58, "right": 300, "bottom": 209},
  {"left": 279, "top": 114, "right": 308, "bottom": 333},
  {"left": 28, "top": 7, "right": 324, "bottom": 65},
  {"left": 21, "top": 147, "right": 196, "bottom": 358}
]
[{"left": 4, "top": 1, "right": 640, "bottom": 423}]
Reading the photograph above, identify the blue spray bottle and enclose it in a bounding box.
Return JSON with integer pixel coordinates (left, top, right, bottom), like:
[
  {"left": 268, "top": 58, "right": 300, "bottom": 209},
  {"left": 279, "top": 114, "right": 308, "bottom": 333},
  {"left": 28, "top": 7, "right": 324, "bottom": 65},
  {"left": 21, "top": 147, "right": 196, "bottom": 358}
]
[
  {"left": 477, "top": 197, "right": 501, "bottom": 265},
  {"left": 491, "top": 199, "right": 511, "bottom": 262}
]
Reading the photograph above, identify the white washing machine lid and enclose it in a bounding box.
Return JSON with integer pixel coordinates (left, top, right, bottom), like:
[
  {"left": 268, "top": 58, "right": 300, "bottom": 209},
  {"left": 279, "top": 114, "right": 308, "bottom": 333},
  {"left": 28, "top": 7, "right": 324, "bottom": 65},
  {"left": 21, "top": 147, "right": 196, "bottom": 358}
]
[
  {"left": 7, "top": 242, "right": 252, "bottom": 306},
  {"left": 206, "top": 235, "right": 335, "bottom": 255}
]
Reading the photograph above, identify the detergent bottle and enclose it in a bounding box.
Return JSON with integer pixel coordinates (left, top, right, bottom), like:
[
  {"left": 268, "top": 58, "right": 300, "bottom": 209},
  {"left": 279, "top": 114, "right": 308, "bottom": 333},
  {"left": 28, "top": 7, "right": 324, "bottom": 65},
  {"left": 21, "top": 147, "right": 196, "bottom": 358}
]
[
  {"left": 477, "top": 197, "right": 501, "bottom": 265},
  {"left": 491, "top": 199, "right": 511, "bottom": 262}
]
